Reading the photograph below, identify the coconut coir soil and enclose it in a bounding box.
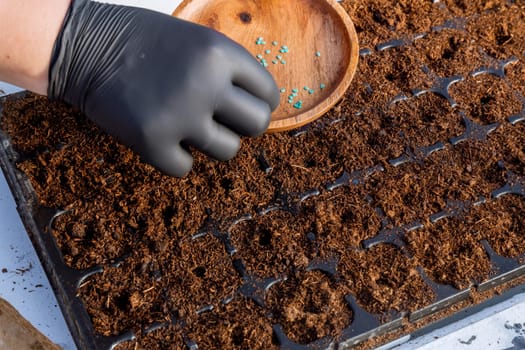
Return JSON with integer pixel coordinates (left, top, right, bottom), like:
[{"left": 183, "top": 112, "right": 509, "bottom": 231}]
[{"left": 1, "top": 0, "right": 525, "bottom": 349}]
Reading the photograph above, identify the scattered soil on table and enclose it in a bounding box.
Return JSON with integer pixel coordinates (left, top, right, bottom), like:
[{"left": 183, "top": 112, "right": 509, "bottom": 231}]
[{"left": 1, "top": 0, "right": 525, "bottom": 349}]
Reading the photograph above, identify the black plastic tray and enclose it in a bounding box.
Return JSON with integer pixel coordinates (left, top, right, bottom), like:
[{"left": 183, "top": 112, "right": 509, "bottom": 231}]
[{"left": 2, "top": 90, "right": 525, "bottom": 350}]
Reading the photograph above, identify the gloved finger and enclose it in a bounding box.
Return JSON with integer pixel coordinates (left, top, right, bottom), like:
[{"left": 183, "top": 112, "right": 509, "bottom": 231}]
[
  {"left": 215, "top": 85, "right": 272, "bottom": 137},
  {"left": 227, "top": 42, "right": 280, "bottom": 111},
  {"left": 189, "top": 122, "right": 241, "bottom": 161},
  {"left": 147, "top": 143, "right": 194, "bottom": 177}
]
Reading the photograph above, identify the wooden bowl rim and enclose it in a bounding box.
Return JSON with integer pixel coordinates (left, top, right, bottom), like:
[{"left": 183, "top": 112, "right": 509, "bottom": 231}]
[{"left": 173, "top": 0, "right": 359, "bottom": 133}]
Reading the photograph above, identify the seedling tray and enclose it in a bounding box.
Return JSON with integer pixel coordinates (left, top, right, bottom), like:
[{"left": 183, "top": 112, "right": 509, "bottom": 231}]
[
  {"left": 1, "top": 1, "right": 525, "bottom": 349},
  {"left": 1, "top": 95, "right": 525, "bottom": 350}
]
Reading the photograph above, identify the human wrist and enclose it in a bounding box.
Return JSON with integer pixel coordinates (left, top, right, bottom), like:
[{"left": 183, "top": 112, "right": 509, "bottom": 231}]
[{"left": 0, "top": 0, "right": 71, "bottom": 95}]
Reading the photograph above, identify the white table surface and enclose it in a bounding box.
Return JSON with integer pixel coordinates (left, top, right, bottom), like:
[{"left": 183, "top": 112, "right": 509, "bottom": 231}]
[{"left": 2, "top": 1, "right": 525, "bottom": 349}]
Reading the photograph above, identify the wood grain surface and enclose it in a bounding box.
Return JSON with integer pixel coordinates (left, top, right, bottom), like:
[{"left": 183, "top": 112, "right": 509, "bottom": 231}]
[{"left": 0, "top": 297, "right": 61, "bottom": 350}]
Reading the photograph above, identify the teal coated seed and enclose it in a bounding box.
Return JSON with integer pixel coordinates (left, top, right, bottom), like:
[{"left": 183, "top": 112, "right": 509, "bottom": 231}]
[
  {"left": 272, "top": 60, "right": 278, "bottom": 64},
  {"left": 280, "top": 88, "right": 286, "bottom": 93},
  {"left": 256, "top": 54, "right": 263, "bottom": 59},
  {"left": 265, "top": 49, "right": 271, "bottom": 54},
  {"left": 308, "top": 89, "right": 315, "bottom": 94},
  {"left": 292, "top": 88, "right": 298, "bottom": 93},
  {"left": 293, "top": 101, "right": 303, "bottom": 109},
  {"left": 303, "top": 86, "right": 309, "bottom": 90},
  {"left": 281, "top": 60, "right": 286, "bottom": 64},
  {"left": 320, "top": 83, "right": 326, "bottom": 89},
  {"left": 292, "top": 92, "right": 298, "bottom": 97},
  {"left": 276, "top": 55, "right": 282, "bottom": 60},
  {"left": 315, "top": 51, "right": 321, "bottom": 57},
  {"left": 272, "top": 41, "right": 278, "bottom": 46}
]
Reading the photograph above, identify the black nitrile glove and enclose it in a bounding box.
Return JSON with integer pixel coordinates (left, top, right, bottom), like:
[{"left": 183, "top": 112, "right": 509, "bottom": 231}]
[{"left": 49, "top": 0, "right": 279, "bottom": 177}]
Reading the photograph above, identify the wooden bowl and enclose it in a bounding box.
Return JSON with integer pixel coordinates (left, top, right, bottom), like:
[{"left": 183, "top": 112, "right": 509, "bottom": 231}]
[{"left": 173, "top": 0, "right": 359, "bottom": 132}]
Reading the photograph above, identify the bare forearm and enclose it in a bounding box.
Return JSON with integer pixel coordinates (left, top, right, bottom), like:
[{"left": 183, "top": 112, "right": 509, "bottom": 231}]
[{"left": 0, "top": 0, "right": 70, "bottom": 95}]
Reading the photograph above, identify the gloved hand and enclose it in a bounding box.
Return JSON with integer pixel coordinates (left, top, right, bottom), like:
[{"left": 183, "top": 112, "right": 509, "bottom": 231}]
[{"left": 48, "top": 0, "right": 279, "bottom": 177}]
